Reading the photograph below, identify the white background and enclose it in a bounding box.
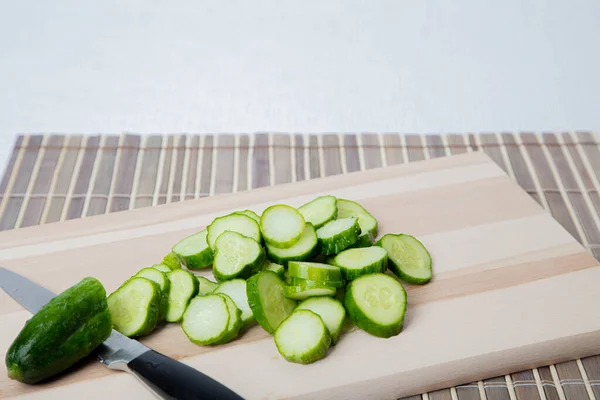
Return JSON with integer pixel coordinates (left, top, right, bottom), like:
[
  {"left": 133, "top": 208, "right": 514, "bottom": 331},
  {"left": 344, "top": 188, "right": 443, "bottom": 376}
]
[{"left": 1, "top": 0, "right": 599, "bottom": 174}]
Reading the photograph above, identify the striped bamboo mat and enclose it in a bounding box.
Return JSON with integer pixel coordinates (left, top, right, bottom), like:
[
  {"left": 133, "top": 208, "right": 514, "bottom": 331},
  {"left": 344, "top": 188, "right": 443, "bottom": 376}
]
[{"left": 1, "top": 132, "right": 600, "bottom": 400}]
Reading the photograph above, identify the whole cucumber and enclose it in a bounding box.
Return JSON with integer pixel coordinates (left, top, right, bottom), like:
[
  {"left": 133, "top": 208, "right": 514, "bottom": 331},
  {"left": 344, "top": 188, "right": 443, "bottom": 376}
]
[{"left": 5, "top": 277, "right": 112, "bottom": 384}]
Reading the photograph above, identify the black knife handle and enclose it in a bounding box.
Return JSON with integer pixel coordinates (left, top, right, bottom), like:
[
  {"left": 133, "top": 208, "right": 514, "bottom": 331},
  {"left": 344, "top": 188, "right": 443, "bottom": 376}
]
[{"left": 127, "top": 349, "right": 244, "bottom": 400}]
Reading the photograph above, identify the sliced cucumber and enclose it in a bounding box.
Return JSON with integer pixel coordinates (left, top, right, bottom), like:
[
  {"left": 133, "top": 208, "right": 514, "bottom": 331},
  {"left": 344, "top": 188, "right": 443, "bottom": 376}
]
[
  {"left": 284, "top": 284, "right": 336, "bottom": 301},
  {"left": 214, "top": 294, "right": 243, "bottom": 344},
  {"left": 274, "top": 310, "right": 331, "bottom": 364},
  {"left": 265, "top": 223, "right": 318, "bottom": 266},
  {"left": 287, "top": 277, "right": 345, "bottom": 288},
  {"left": 288, "top": 261, "right": 342, "bottom": 282},
  {"left": 350, "top": 232, "right": 375, "bottom": 248},
  {"left": 260, "top": 205, "right": 306, "bottom": 248},
  {"left": 207, "top": 213, "right": 261, "bottom": 249},
  {"left": 264, "top": 261, "right": 285, "bottom": 278},
  {"left": 344, "top": 273, "right": 407, "bottom": 338},
  {"left": 337, "top": 198, "right": 378, "bottom": 237},
  {"left": 166, "top": 269, "right": 199, "bottom": 322},
  {"left": 182, "top": 295, "right": 230, "bottom": 345},
  {"left": 298, "top": 195, "right": 338, "bottom": 229},
  {"left": 196, "top": 275, "right": 218, "bottom": 296},
  {"left": 107, "top": 277, "right": 161, "bottom": 337},
  {"left": 316, "top": 217, "right": 361, "bottom": 255},
  {"left": 237, "top": 210, "right": 261, "bottom": 223},
  {"left": 135, "top": 268, "right": 171, "bottom": 321},
  {"left": 152, "top": 264, "right": 172, "bottom": 273},
  {"left": 172, "top": 230, "right": 213, "bottom": 269},
  {"left": 246, "top": 271, "right": 297, "bottom": 334},
  {"left": 296, "top": 297, "right": 346, "bottom": 344},
  {"left": 376, "top": 233, "right": 432, "bottom": 284},
  {"left": 161, "top": 252, "right": 181, "bottom": 270},
  {"left": 214, "top": 279, "right": 254, "bottom": 327},
  {"left": 333, "top": 246, "right": 388, "bottom": 280},
  {"left": 213, "top": 231, "right": 265, "bottom": 281}
]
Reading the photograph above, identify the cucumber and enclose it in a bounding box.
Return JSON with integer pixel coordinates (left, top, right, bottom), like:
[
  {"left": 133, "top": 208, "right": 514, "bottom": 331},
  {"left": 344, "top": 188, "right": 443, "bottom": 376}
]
[
  {"left": 161, "top": 251, "right": 181, "bottom": 270},
  {"left": 214, "top": 279, "right": 254, "bottom": 327},
  {"left": 298, "top": 195, "right": 338, "bottom": 229},
  {"left": 376, "top": 234, "right": 433, "bottom": 284},
  {"left": 152, "top": 264, "right": 172, "bottom": 273},
  {"left": 246, "top": 271, "right": 297, "bottom": 334},
  {"left": 264, "top": 261, "right": 285, "bottom": 278},
  {"left": 260, "top": 205, "right": 306, "bottom": 248},
  {"left": 196, "top": 275, "right": 218, "bottom": 296},
  {"left": 172, "top": 230, "right": 213, "bottom": 269},
  {"left": 333, "top": 246, "right": 388, "bottom": 280},
  {"left": 287, "top": 276, "right": 345, "bottom": 288},
  {"left": 344, "top": 273, "right": 407, "bottom": 338},
  {"left": 182, "top": 295, "right": 230, "bottom": 345},
  {"left": 337, "top": 198, "right": 378, "bottom": 237},
  {"left": 288, "top": 261, "right": 343, "bottom": 282},
  {"left": 316, "top": 217, "right": 361, "bottom": 255},
  {"left": 135, "top": 267, "right": 171, "bottom": 321},
  {"left": 350, "top": 232, "right": 375, "bottom": 248},
  {"left": 5, "top": 277, "right": 112, "bottom": 384},
  {"left": 213, "top": 231, "right": 265, "bottom": 281},
  {"left": 108, "top": 277, "right": 161, "bottom": 337},
  {"left": 274, "top": 310, "right": 331, "bottom": 364},
  {"left": 265, "top": 223, "right": 318, "bottom": 266},
  {"left": 296, "top": 297, "right": 346, "bottom": 344},
  {"left": 284, "top": 284, "right": 336, "bottom": 300},
  {"left": 166, "top": 270, "right": 199, "bottom": 322},
  {"left": 213, "top": 294, "right": 243, "bottom": 344},
  {"left": 207, "top": 213, "right": 261, "bottom": 249},
  {"left": 237, "top": 210, "right": 261, "bottom": 223}
]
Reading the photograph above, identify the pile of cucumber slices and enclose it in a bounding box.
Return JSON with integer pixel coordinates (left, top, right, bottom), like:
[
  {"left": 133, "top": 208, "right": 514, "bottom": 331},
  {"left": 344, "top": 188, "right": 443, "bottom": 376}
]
[{"left": 106, "top": 196, "right": 432, "bottom": 364}]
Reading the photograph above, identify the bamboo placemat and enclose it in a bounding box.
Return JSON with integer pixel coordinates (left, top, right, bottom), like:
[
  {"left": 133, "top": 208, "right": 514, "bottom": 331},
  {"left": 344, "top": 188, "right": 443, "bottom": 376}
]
[{"left": 1, "top": 132, "right": 599, "bottom": 400}]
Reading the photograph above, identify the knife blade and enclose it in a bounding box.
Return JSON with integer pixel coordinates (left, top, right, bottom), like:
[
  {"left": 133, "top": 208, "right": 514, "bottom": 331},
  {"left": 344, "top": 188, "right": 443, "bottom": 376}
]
[{"left": 0, "top": 267, "right": 244, "bottom": 400}]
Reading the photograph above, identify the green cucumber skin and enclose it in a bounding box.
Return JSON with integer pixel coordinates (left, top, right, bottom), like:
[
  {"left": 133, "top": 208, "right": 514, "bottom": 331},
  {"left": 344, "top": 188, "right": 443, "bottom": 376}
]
[
  {"left": 318, "top": 219, "right": 361, "bottom": 255},
  {"left": 135, "top": 268, "right": 171, "bottom": 322},
  {"left": 5, "top": 277, "right": 113, "bottom": 384},
  {"left": 349, "top": 232, "right": 375, "bottom": 249},
  {"left": 333, "top": 249, "right": 388, "bottom": 281},
  {"left": 213, "top": 246, "right": 265, "bottom": 282},
  {"left": 196, "top": 276, "right": 218, "bottom": 296},
  {"left": 110, "top": 277, "right": 162, "bottom": 336},
  {"left": 173, "top": 248, "right": 213, "bottom": 270},
  {"left": 376, "top": 234, "right": 433, "bottom": 284},
  {"left": 287, "top": 277, "right": 345, "bottom": 288},
  {"left": 274, "top": 310, "right": 331, "bottom": 364},
  {"left": 336, "top": 199, "right": 379, "bottom": 237},
  {"left": 213, "top": 294, "right": 243, "bottom": 344},
  {"left": 166, "top": 271, "right": 200, "bottom": 323},
  {"left": 246, "top": 271, "right": 297, "bottom": 334},
  {"left": 162, "top": 252, "right": 182, "bottom": 270},
  {"left": 266, "top": 243, "right": 319, "bottom": 267}
]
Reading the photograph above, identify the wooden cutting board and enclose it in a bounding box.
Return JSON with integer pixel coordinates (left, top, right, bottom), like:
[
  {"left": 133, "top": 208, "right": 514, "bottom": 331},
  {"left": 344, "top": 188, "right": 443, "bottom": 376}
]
[{"left": 1, "top": 151, "right": 599, "bottom": 400}]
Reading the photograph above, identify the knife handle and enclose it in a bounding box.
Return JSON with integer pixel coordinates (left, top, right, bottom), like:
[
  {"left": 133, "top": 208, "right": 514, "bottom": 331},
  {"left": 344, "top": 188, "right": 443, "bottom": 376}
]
[{"left": 115, "top": 349, "right": 244, "bottom": 400}]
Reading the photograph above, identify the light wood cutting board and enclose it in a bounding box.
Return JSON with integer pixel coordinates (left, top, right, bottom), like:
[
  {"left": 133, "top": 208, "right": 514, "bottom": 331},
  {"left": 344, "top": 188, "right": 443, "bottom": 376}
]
[{"left": 1, "top": 152, "right": 599, "bottom": 400}]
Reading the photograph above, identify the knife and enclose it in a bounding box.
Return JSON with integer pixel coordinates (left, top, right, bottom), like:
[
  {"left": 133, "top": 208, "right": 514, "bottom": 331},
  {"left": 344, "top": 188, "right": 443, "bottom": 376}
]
[{"left": 0, "top": 267, "right": 244, "bottom": 400}]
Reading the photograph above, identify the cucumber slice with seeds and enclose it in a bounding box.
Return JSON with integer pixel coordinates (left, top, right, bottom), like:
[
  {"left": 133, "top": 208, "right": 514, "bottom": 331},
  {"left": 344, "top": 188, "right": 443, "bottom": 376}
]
[
  {"left": 264, "top": 261, "right": 285, "bottom": 277},
  {"left": 152, "top": 264, "right": 171, "bottom": 273},
  {"left": 161, "top": 252, "right": 181, "bottom": 270},
  {"left": 213, "top": 294, "right": 243, "bottom": 344},
  {"left": 287, "top": 277, "right": 345, "bottom": 288},
  {"left": 265, "top": 223, "right": 318, "bottom": 266},
  {"left": 288, "top": 261, "right": 343, "bottom": 282},
  {"left": 377, "top": 233, "right": 432, "bottom": 284},
  {"left": 344, "top": 273, "right": 407, "bottom": 338},
  {"left": 172, "top": 230, "right": 213, "bottom": 269},
  {"left": 213, "top": 231, "right": 265, "bottom": 281},
  {"left": 260, "top": 205, "right": 305, "bottom": 248},
  {"left": 274, "top": 310, "right": 331, "bottom": 364},
  {"left": 196, "top": 275, "right": 218, "bottom": 296},
  {"left": 298, "top": 195, "right": 338, "bottom": 229},
  {"left": 337, "top": 198, "right": 378, "bottom": 237},
  {"left": 284, "top": 284, "right": 336, "bottom": 300},
  {"left": 214, "top": 279, "right": 254, "bottom": 327},
  {"left": 166, "top": 270, "right": 199, "bottom": 322},
  {"left": 182, "top": 295, "right": 230, "bottom": 345},
  {"left": 246, "top": 271, "right": 297, "bottom": 334},
  {"left": 296, "top": 297, "right": 346, "bottom": 344},
  {"left": 207, "top": 213, "right": 261, "bottom": 249},
  {"left": 316, "top": 217, "right": 361, "bottom": 255},
  {"left": 107, "top": 277, "right": 161, "bottom": 337},
  {"left": 333, "top": 246, "right": 388, "bottom": 280},
  {"left": 237, "top": 210, "right": 261, "bottom": 223},
  {"left": 135, "top": 268, "right": 171, "bottom": 321}
]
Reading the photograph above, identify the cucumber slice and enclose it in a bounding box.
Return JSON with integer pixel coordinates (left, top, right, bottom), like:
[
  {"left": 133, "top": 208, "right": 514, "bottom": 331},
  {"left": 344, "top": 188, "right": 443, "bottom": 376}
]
[
  {"left": 296, "top": 297, "right": 346, "bottom": 344},
  {"left": 333, "top": 246, "right": 388, "bottom": 280},
  {"left": 316, "top": 217, "right": 361, "bottom": 255},
  {"left": 214, "top": 294, "right": 243, "bottom": 344},
  {"left": 265, "top": 223, "right": 318, "bottom": 266},
  {"left": 161, "top": 251, "right": 181, "bottom": 270},
  {"left": 376, "top": 234, "right": 433, "bottom": 284},
  {"left": 246, "top": 271, "right": 297, "bottom": 334},
  {"left": 237, "top": 210, "right": 261, "bottom": 223},
  {"left": 264, "top": 261, "right": 285, "bottom": 278},
  {"left": 274, "top": 310, "right": 331, "bottom": 364},
  {"left": 337, "top": 198, "right": 378, "bottom": 237},
  {"left": 152, "top": 264, "right": 172, "bottom": 273},
  {"left": 344, "top": 273, "right": 407, "bottom": 338},
  {"left": 298, "top": 195, "right": 338, "bottom": 229},
  {"left": 213, "top": 231, "right": 265, "bottom": 281},
  {"left": 172, "top": 230, "right": 213, "bottom": 269},
  {"left": 207, "top": 213, "right": 262, "bottom": 249},
  {"left": 350, "top": 232, "right": 375, "bottom": 248},
  {"left": 135, "top": 267, "right": 171, "bottom": 321},
  {"left": 166, "top": 270, "right": 199, "bottom": 322},
  {"left": 288, "top": 261, "right": 343, "bottom": 282},
  {"left": 260, "top": 205, "right": 306, "bottom": 248},
  {"left": 182, "top": 295, "right": 230, "bottom": 345},
  {"left": 196, "top": 275, "right": 218, "bottom": 296},
  {"left": 287, "top": 277, "right": 345, "bottom": 288},
  {"left": 284, "top": 284, "right": 336, "bottom": 300},
  {"left": 214, "top": 279, "right": 254, "bottom": 327},
  {"left": 107, "top": 277, "right": 161, "bottom": 337}
]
